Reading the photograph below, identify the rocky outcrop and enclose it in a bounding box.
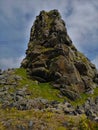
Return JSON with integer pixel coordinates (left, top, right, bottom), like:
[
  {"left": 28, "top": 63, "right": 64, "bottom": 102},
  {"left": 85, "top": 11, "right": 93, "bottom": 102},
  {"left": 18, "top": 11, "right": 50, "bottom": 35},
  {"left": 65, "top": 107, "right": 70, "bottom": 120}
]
[
  {"left": 21, "top": 10, "right": 98, "bottom": 100},
  {"left": 0, "top": 10, "right": 98, "bottom": 129}
]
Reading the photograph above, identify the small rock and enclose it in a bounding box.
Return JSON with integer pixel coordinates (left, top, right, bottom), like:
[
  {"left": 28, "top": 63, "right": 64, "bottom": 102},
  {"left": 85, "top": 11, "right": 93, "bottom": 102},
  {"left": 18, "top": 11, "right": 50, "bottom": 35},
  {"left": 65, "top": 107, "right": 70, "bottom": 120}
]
[
  {"left": 95, "top": 97, "right": 98, "bottom": 104},
  {"left": 94, "top": 77, "right": 98, "bottom": 83},
  {"left": 62, "top": 121, "right": 69, "bottom": 127},
  {"left": 75, "top": 106, "right": 84, "bottom": 114},
  {"left": 14, "top": 75, "right": 22, "bottom": 80},
  {"left": 85, "top": 109, "right": 96, "bottom": 120},
  {"left": 85, "top": 89, "right": 94, "bottom": 94},
  {"left": 94, "top": 117, "right": 98, "bottom": 122},
  {"left": 16, "top": 90, "right": 25, "bottom": 96},
  {"left": 28, "top": 120, "right": 33, "bottom": 128},
  {"left": 60, "top": 89, "right": 80, "bottom": 101},
  {"left": 17, "top": 125, "right": 26, "bottom": 130},
  {"left": 0, "top": 69, "right": 2, "bottom": 75},
  {"left": 15, "top": 95, "right": 23, "bottom": 101},
  {"left": 3, "top": 120, "right": 12, "bottom": 127},
  {"left": 0, "top": 75, "right": 5, "bottom": 80}
]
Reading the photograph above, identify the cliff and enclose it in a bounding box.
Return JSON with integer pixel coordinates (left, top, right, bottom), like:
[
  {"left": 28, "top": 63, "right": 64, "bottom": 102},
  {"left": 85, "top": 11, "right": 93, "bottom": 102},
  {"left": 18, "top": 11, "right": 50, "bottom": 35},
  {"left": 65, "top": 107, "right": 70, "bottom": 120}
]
[{"left": 21, "top": 10, "right": 98, "bottom": 100}]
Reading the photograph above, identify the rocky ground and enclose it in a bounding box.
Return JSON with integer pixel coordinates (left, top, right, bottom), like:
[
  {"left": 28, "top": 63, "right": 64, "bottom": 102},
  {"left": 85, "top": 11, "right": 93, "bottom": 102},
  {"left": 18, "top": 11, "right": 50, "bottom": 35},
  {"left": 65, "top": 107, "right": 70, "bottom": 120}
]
[{"left": 0, "top": 68, "right": 98, "bottom": 129}]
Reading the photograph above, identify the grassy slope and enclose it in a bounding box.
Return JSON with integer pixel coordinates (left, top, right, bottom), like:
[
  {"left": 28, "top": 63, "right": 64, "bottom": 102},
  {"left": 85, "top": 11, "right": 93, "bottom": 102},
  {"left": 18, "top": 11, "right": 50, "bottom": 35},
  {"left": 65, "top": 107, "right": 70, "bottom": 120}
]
[
  {"left": 71, "top": 86, "right": 98, "bottom": 106},
  {"left": 0, "top": 68, "right": 98, "bottom": 129},
  {"left": 0, "top": 106, "right": 98, "bottom": 130},
  {"left": 15, "top": 68, "right": 65, "bottom": 102},
  {"left": 15, "top": 68, "right": 98, "bottom": 104}
]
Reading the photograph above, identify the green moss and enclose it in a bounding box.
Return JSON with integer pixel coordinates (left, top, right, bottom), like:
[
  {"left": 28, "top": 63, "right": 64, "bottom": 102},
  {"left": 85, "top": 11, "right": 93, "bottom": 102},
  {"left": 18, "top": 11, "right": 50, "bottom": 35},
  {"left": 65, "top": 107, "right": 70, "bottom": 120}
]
[
  {"left": 78, "top": 116, "right": 98, "bottom": 130},
  {"left": 29, "top": 83, "right": 64, "bottom": 101},
  {"left": 71, "top": 93, "right": 89, "bottom": 106},
  {"left": 92, "top": 87, "right": 98, "bottom": 98},
  {"left": 15, "top": 68, "right": 27, "bottom": 78},
  {"left": 0, "top": 108, "right": 97, "bottom": 130},
  {"left": 71, "top": 86, "right": 98, "bottom": 106},
  {"left": 14, "top": 68, "right": 64, "bottom": 102},
  {"left": 77, "top": 51, "right": 88, "bottom": 63},
  {"left": 57, "top": 126, "right": 67, "bottom": 130},
  {"left": 14, "top": 68, "right": 98, "bottom": 105},
  {"left": 41, "top": 47, "right": 54, "bottom": 53}
]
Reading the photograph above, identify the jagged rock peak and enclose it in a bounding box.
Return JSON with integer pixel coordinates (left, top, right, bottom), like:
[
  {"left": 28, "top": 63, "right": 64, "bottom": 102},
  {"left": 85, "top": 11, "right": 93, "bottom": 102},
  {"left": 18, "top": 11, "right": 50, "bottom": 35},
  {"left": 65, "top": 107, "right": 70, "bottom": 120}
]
[
  {"left": 21, "top": 10, "right": 98, "bottom": 100},
  {"left": 29, "top": 9, "right": 72, "bottom": 46}
]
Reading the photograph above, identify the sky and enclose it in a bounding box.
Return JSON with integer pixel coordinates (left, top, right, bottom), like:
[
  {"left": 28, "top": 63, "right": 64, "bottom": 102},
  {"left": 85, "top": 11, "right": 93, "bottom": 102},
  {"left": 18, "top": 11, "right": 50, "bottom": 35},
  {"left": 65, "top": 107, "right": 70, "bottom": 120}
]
[{"left": 0, "top": 0, "right": 98, "bottom": 69}]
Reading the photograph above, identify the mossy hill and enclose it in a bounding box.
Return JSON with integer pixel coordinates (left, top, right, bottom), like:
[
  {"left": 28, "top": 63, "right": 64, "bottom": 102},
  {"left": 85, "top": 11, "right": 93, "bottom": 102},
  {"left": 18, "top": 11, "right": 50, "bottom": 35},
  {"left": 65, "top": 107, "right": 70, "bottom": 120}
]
[{"left": 0, "top": 10, "right": 98, "bottom": 130}]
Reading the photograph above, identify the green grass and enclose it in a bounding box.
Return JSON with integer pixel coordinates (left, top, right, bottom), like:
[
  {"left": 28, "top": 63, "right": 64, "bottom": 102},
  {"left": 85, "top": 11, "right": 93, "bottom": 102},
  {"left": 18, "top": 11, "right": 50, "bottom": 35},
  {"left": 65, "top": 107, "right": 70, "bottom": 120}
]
[
  {"left": 71, "top": 86, "right": 98, "bottom": 106},
  {"left": 14, "top": 68, "right": 64, "bottom": 102},
  {"left": 71, "top": 93, "right": 89, "bottom": 106},
  {"left": 0, "top": 68, "right": 98, "bottom": 129},
  {"left": 0, "top": 108, "right": 98, "bottom": 130},
  {"left": 93, "top": 87, "right": 98, "bottom": 98},
  {"left": 15, "top": 68, "right": 27, "bottom": 78},
  {"left": 15, "top": 68, "right": 98, "bottom": 105}
]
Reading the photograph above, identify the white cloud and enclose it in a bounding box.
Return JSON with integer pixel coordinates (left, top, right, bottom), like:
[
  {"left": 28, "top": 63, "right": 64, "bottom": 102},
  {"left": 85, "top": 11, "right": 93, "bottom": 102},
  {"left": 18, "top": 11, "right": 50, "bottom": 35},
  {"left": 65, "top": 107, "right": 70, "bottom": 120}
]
[
  {"left": 0, "top": 56, "right": 25, "bottom": 70},
  {"left": 0, "top": 0, "right": 98, "bottom": 69},
  {"left": 92, "top": 56, "right": 98, "bottom": 69},
  {"left": 1, "top": 0, "right": 98, "bottom": 46},
  {"left": 66, "top": 0, "right": 98, "bottom": 50}
]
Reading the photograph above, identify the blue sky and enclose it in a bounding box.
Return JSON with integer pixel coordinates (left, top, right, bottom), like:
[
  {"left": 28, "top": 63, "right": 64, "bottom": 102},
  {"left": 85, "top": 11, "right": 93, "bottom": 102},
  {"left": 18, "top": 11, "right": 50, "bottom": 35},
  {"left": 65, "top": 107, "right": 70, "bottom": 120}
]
[{"left": 0, "top": 0, "right": 98, "bottom": 69}]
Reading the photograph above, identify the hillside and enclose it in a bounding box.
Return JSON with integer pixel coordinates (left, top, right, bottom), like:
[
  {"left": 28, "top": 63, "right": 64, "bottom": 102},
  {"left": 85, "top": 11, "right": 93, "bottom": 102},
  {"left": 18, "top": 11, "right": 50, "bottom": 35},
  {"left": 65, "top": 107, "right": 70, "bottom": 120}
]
[{"left": 0, "top": 10, "right": 98, "bottom": 130}]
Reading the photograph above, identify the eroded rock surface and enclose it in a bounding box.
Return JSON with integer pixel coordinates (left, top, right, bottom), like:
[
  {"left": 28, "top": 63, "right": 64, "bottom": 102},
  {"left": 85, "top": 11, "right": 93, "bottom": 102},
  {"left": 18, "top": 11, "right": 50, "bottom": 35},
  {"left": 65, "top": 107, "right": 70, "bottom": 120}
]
[{"left": 21, "top": 10, "right": 98, "bottom": 100}]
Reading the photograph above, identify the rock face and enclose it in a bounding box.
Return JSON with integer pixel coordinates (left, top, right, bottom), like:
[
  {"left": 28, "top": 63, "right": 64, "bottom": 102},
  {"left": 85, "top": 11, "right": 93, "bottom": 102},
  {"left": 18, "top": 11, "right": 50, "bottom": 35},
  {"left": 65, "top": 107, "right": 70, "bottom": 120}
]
[{"left": 21, "top": 10, "right": 98, "bottom": 100}]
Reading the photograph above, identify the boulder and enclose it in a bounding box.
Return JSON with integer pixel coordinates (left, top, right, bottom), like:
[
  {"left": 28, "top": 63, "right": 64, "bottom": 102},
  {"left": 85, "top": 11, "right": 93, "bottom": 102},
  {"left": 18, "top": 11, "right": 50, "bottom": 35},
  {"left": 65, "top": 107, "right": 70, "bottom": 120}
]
[
  {"left": 95, "top": 97, "right": 98, "bottom": 104},
  {"left": 60, "top": 89, "right": 80, "bottom": 101}
]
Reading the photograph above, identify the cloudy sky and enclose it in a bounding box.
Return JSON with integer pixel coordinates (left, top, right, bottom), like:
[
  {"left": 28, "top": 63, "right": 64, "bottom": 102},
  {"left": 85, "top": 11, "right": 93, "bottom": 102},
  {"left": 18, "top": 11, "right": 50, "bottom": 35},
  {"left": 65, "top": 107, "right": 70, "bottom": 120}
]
[{"left": 0, "top": 0, "right": 98, "bottom": 69}]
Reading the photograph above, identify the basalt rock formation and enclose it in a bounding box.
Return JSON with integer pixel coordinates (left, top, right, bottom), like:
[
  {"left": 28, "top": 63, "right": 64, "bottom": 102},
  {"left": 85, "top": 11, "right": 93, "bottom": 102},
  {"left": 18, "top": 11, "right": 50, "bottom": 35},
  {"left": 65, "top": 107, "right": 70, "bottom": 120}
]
[{"left": 21, "top": 10, "right": 98, "bottom": 100}]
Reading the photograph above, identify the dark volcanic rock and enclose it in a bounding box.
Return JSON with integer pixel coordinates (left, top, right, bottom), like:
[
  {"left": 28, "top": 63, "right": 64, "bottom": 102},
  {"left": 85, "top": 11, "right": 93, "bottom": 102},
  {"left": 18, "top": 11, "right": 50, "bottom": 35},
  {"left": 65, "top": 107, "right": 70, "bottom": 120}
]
[
  {"left": 21, "top": 9, "right": 98, "bottom": 100},
  {"left": 60, "top": 89, "right": 80, "bottom": 101},
  {"left": 95, "top": 97, "right": 98, "bottom": 104}
]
